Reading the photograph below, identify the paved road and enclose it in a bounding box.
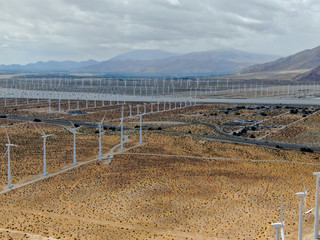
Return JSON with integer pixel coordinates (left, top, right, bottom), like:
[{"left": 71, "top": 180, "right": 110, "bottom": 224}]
[
  {"left": 201, "top": 134, "right": 320, "bottom": 152},
  {"left": 3, "top": 113, "right": 319, "bottom": 153},
  {"left": 2, "top": 114, "right": 133, "bottom": 131},
  {"left": 6, "top": 113, "right": 318, "bottom": 153}
]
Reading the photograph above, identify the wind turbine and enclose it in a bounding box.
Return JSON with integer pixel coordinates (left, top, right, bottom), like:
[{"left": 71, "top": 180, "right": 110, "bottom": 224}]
[
  {"left": 120, "top": 106, "right": 124, "bottom": 150},
  {"left": 280, "top": 196, "right": 285, "bottom": 240},
  {"left": 39, "top": 126, "right": 54, "bottom": 176},
  {"left": 58, "top": 98, "right": 61, "bottom": 112},
  {"left": 271, "top": 223, "right": 284, "bottom": 240},
  {"left": 270, "top": 196, "right": 286, "bottom": 240},
  {"left": 98, "top": 114, "right": 106, "bottom": 157},
  {"left": 48, "top": 99, "right": 52, "bottom": 113},
  {"left": 296, "top": 191, "right": 307, "bottom": 240},
  {"left": 70, "top": 122, "right": 80, "bottom": 165},
  {"left": 314, "top": 172, "right": 320, "bottom": 239},
  {"left": 129, "top": 104, "right": 132, "bottom": 118},
  {"left": 140, "top": 112, "right": 143, "bottom": 145},
  {"left": 301, "top": 174, "right": 309, "bottom": 214},
  {"left": 5, "top": 131, "right": 19, "bottom": 189}
]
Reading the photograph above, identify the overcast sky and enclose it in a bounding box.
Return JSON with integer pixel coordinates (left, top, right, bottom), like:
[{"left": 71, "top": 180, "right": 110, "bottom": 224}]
[{"left": 0, "top": 0, "right": 319, "bottom": 64}]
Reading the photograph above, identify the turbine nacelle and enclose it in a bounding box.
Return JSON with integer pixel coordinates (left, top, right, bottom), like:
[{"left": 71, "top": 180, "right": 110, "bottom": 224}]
[
  {"left": 42, "top": 134, "right": 54, "bottom": 138},
  {"left": 271, "top": 222, "right": 284, "bottom": 229},
  {"left": 296, "top": 192, "right": 307, "bottom": 197}
]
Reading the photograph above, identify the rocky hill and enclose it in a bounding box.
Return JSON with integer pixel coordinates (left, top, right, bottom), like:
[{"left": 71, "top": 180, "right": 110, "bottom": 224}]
[
  {"left": 294, "top": 64, "right": 320, "bottom": 82},
  {"left": 243, "top": 45, "right": 320, "bottom": 74}
]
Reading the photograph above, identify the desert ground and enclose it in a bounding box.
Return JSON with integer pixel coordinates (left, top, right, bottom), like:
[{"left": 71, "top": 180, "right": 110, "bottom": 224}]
[{"left": 0, "top": 102, "right": 319, "bottom": 239}]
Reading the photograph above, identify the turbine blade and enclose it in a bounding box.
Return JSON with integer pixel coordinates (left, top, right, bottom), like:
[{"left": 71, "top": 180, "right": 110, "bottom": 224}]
[
  {"left": 3, "top": 149, "right": 8, "bottom": 158},
  {"left": 101, "top": 113, "right": 106, "bottom": 124},
  {"left": 301, "top": 174, "right": 307, "bottom": 211},
  {"left": 301, "top": 174, "right": 306, "bottom": 193},
  {"left": 39, "top": 126, "right": 45, "bottom": 135},
  {"left": 70, "top": 121, "right": 75, "bottom": 128},
  {"left": 280, "top": 196, "right": 285, "bottom": 240},
  {"left": 5, "top": 130, "right": 10, "bottom": 144},
  {"left": 280, "top": 195, "right": 284, "bottom": 223},
  {"left": 305, "top": 190, "right": 308, "bottom": 213}
]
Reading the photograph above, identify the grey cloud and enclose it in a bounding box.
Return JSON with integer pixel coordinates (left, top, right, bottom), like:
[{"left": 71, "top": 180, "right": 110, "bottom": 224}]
[{"left": 0, "top": 0, "right": 319, "bottom": 64}]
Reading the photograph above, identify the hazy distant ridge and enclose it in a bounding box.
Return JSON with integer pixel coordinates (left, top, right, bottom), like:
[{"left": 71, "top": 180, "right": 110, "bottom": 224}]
[
  {"left": 0, "top": 60, "right": 99, "bottom": 72},
  {"left": 81, "top": 49, "right": 278, "bottom": 75},
  {"left": 0, "top": 49, "right": 278, "bottom": 75}
]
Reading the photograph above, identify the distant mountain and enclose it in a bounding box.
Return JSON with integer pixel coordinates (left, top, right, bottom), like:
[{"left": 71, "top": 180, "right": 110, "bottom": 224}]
[
  {"left": 0, "top": 49, "right": 279, "bottom": 75},
  {"left": 109, "top": 49, "right": 179, "bottom": 61},
  {"left": 294, "top": 64, "right": 320, "bottom": 82},
  {"left": 80, "top": 49, "right": 278, "bottom": 75},
  {"left": 243, "top": 45, "right": 320, "bottom": 74},
  {"left": 0, "top": 60, "right": 99, "bottom": 72}
]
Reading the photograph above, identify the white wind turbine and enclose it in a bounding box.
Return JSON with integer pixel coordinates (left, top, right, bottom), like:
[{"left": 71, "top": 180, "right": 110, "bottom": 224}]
[
  {"left": 39, "top": 126, "right": 54, "bottom": 176},
  {"left": 270, "top": 196, "right": 286, "bottom": 240},
  {"left": 98, "top": 113, "right": 106, "bottom": 157},
  {"left": 271, "top": 223, "right": 284, "bottom": 240},
  {"left": 120, "top": 106, "right": 124, "bottom": 150},
  {"left": 314, "top": 172, "right": 320, "bottom": 239},
  {"left": 70, "top": 122, "right": 80, "bottom": 165},
  {"left": 5, "top": 131, "right": 19, "bottom": 189},
  {"left": 296, "top": 191, "right": 307, "bottom": 240},
  {"left": 301, "top": 174, "right": 310, "bottom": 214},
  {"left": 139, "top": 112, "right": 143, "bottom": 145},
  {"left": 280, "top": 196, "right": 285, "bottom": 240}
]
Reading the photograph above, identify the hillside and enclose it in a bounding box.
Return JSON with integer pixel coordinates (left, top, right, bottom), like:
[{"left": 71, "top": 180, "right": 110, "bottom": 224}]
[
  {"left": 243, "top": 45, "right": 320, "bottom": 73},
  {"left": 294, "top": 64, "right": 320, "bottom": 82},
  {"left": 109, "top": 49, "right": 179, "bottom": 61}
]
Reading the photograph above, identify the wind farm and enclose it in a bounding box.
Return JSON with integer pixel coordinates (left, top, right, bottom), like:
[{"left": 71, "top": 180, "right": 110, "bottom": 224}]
[
  {"left": 1, "top": 1, "right": 320, "bottom": 238},
  {"left": 1, "top": 73, "right": 320, "bottom": 239}
]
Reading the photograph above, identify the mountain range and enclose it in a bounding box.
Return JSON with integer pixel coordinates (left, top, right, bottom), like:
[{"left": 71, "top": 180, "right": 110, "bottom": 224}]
[
  {"left": 0, "top": 60, "right": 99, "bottom": 72},
  {"left": 0, "top": 49, "right": 278, "bottom": 75}
]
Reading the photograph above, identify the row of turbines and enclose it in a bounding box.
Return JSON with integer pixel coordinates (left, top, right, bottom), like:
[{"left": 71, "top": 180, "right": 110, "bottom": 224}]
[
  {"left": 3, "top": 76, "right": 320, "bottom": 99},
  {"left": 0, "top": 92, "right": 194, "bottom": 113},
  {"left": 270, "top": 174, "right": 320, "bottom": 239},
  {"left": 2, "top": 117, "right": 140, "bottom": 189},
  {"left": 2, "top": 99, "right": 193, "bottom": 189}
]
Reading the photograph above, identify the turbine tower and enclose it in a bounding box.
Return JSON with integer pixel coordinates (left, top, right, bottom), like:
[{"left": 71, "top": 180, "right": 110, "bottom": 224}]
[
  {"left": 70, "top": 122, "right": 80, "bottom": 165},
  {"left": 140, "top": 113, "right": 143, "bottom": 145},
  {"left": 280, "top": 196, "right": 285, "bottom": 240},
  {"left": 120, "top": 106, "right": 124, "bottom": 150},
  {"left": 314, "top": 172, "right": 320, "bottom": 239},
  {"left": 270, "top": 196, "right": 286, "bottom": 240},
  {"left": 301, "top": 174, "right": 309, "bottom": 214},
  {"left": 39, "top": 126, "right": 54, "bottom": 176},
  {"left": 5, "top": 131, "right": 19, "bottom": 189},
  {"left": 296, "top": 191, "right": 307, "bottom": 240},
  {"left": 271, "top": 223, "right": 284, "bottom": 240},
  {"left": 98, "top": 114, "right": 106, "bottom": 157}
]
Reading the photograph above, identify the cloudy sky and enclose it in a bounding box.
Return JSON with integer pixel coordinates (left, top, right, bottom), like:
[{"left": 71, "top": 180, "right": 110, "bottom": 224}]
[{"left": 0, "top": 0, "right": 319, "bottom": 64}]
